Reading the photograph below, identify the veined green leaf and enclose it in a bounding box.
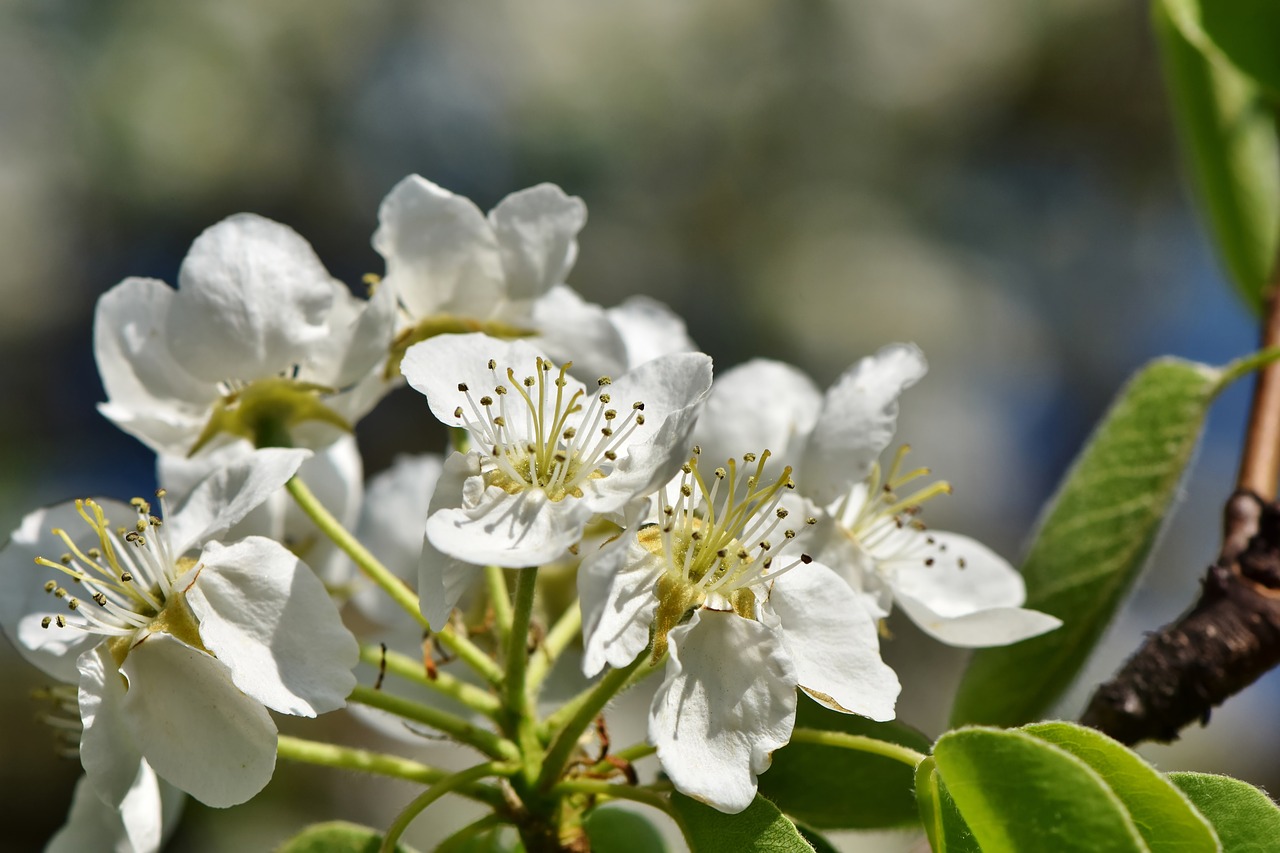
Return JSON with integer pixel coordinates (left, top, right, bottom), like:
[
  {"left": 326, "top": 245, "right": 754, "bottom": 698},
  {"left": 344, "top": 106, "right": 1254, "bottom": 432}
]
[
  {"left": 671, "top": 793, "right": 814, "bottom": 853},
  {"left": 1023, "top": 722, "right": 1219, "bottom": 852},
  {"left": 1170, "top": 772, "right": 1280, "bottom": 852},
  {"left": 951, "top": 357, "right": 1228, "bottom": 727},
  {"left": 932, "top": 728, "right": 1148, "bottom": 853},
  {"left": 915, "top": 757, "right": 980, "bottom": 853},
  {"left": 758, "top": 694, "right": 930, "bottom": 829},
  {"left": 1155, "top": 0, "right": 1280, "bottom": 312}
]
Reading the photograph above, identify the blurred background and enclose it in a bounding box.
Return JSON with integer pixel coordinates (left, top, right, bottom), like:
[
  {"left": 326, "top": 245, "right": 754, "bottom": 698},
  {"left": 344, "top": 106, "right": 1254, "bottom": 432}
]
[{"left": 0, "top": 0, "right": 1273, "bottom": 849}]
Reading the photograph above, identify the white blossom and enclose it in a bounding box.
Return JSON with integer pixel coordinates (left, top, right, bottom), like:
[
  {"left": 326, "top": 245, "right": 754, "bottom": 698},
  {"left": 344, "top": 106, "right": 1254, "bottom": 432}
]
[
  {"left": 0, "top": 450, "right": 359, "bottom": 808},
  {"left": 373, "top": 176, "right": 629, "bottom": 379},
  {"left": 95, "top": 214, "right": 396, "bottom": 457},
  {"left": 694, "top": 348, "right": 1061, "bottom": 648},
  {"left": 579, "top": 450, "right": 900, "bottom": 813},
  {"left": 401, "top": 332, "right": 712, "bottom": 627}
]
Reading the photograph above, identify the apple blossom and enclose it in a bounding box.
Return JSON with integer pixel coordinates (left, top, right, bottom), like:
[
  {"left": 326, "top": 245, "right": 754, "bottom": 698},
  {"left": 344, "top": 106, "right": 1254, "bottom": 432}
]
[
  {"left": 373, "top": 176, "right": 630, "bottom": 379},
  {"left": 579, "top": 449, "right": 900, "bottom": 813},
  {"left": 694, "top": 348, "right": 1061, "bottom": 648},
  {"left": 0, "top": 449, "right": 359, "bottom": 809},
  {"left": 401, "top": 332, "right": 712, "bottom": 628},
  {"left": 95, "top": 214, "right": 396, "bottom": 457}
]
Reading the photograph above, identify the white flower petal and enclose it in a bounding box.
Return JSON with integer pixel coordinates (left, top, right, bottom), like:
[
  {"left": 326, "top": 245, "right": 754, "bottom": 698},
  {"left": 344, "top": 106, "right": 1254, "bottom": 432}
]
[
  {"left": 121, "top": 633, "right": 277, "bottom": 808},
  {"left": 373, "top": 175, "right": 506, "bottom": 319},
  {"left": 581, "top": 351, "right": 713, "bottom": 508},
  {"left": 93, "top": 278, "right": 219, "bottom": 455},
  {"left": 0, "top": 501, "right": 133, "bottom": 682},
  {"left": 48, "top": 762, "right": 169, "bottom": 853},
  {"left": 801, "top": 344, "right": 927, "bottom": 504},
  {"left": 767, "top": 562, "right": 899, "bottom": 721},
  {"left": 579, "top": 535, "right": 661, "bottom": 678},
  {"left": 185, "top": 537, "right": 358, "bottom": 716},
  {"left": 351, "top": 453, "right": 443, "bottom": 624},
  {"left": 78, "top": 646, "right": 145, "bottom": 809},
  {"left": 606, "top": 294, "right": 697, "bottom": 369},
  {"left": 401, "top": 333, "right": 566, "bottom": 441},
  {"left": 426, "top": 485, "right": 594, "bottom": 569},
  {"left": 530, "top": 285, "right": 629, "bottom": 381},
  {"left": 164, "top": 447, "right": 312, "bottom": 556},
  {"left": 694, "top": 359, "right": 822, "bottom": 471},
  {"left": 894, "top": 593, "right": 1062, "bottom": 647},
  {"left": 418, "top": 532, "right": 478, "bottom": 631},
  {"left": 650, "top": 610, "right": 796, "bottom": 814},
  {"left": 887, "top": 531, "right": 1027, "bottom": 616},
  {"left": 489, "top": 184, "right": 587, "bottom": 301},
  {"left": 167, "top": 214, "right": 338, "bottom": 382}
]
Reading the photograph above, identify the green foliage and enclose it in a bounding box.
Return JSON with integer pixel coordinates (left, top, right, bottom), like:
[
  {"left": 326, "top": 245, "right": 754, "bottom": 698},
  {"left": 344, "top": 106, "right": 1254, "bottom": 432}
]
[
  {"left": 932, "top": 728, "right": 1149, "bottom": 852},
  {"left": 757, "top": 694, "right": 930, "bottom": 829},
  {"left": 671, "top": 793, "right": 814, "bottom": 853},
  {"left": 1170, "top": 772, "right": 1280, "bottom": 852},
  {"left": 915, "top": 758, "right": 980, "bottom": 853},
  {"left": 583, "top": 806, "right": 669, "bottom": 853},
  {"left": 274, "top": 821, "right": 419, "bottom": 853},
  {"left": 1154, "top": 0, "right": 1280, "bottom": 312},
  {"left": 1022, "top": 723, "right": 1218, "bottom": 852},
  {"left": 952, "top": 358, "right": 1224, "bottom": 727}
]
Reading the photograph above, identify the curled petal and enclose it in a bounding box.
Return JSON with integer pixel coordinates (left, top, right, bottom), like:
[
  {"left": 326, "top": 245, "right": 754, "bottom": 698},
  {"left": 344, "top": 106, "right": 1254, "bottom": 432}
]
[
  {"left": 766, "top": 562, "right": 900, "bottom": 721},
  {"left": 78, "top": 646, "right": 145, "bottom": 809},
  {"left": 694, "top": 359, "right": 822, "bottom": 471},
  {"left": 121, "top": 633, "right": 277, "bottom": 808},
  {"left": 801, "top": 343, "right": 927, "bottom": 504},
  {"left": 650, "top": 610, "right": 796, "bottom": 814},
  {"left": 489, "top": 184, "right": 587, "bottom": 301},
  {"left": 185, "top": 537, "right": 358, "bottom": 716},
  {"left": 579, "top": 534, "right": 661, "bottom": 678}
]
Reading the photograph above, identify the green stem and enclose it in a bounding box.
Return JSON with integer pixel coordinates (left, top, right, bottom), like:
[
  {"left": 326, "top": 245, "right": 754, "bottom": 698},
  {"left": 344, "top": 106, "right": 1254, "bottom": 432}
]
[
  {"left": 587, "top": 742, "right": 656, "bottom": 776},
  {"left": 380, "top": 762, "right": 518, "bottom": 853},
  {"left": 1219, "top": 345, "right": 1280, "bottom": 392},
  {"left": 286, "top": 477, "right": 426, "bottom": 629},
  {"left": 360, "top": 644, "right": 502, "bottom": 719},
  {"left": 788, "top": 727, "right": 927, "bottom": 768},
  {"left": 349, "top": 684, "right": 519, "bottom": 761},
  {"left": 505, "top": 568, "right": 539, "bottom": 711},
  {"left": 537, "top": 653, "right": 649, "bottom": 791},
  {"left": 527, "top": 599, "right": 582, "bottom": 694},
  {"left": 505, "top": 568, "right": 543, "bottom": 786},
  {"left": 541, "top": 652, "right": 658, "bottom": 739},
  {"left": 276, "top": 735, "right": 502, "bottom": 806},
  {"left": 551, "top": 779, "right": 673, "bottom": 815},
  {"left": 486, "top": 565, "right": 513, "bottom": 646},
  {"left": 434, "top": 625, "right": 505, "bottom": 686},
  {"left": 436, "top": 814, "right": 508, "bottom": 853}
]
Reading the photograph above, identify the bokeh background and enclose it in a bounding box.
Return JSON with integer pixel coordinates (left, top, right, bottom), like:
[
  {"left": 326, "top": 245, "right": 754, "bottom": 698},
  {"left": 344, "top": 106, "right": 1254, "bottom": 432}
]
[{"left": 1, "top": 1, "right": 1274, "bottom": 850}]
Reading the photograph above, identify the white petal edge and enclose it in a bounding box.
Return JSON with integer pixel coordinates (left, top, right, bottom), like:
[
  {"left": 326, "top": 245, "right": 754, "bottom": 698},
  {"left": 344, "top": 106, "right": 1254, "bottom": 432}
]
[
  {"left": 694, "top": 359, "right": 822, "bottom": 472},
  {"left": 766, "top": 562, "right": 900, "bottom": 721},
  {"left": 801, "top": 343, "right": 927, "bottom": 505},
  {"left": 120, "top": 633, "right": 277, "bottom": 808},
  {"left": 649, "top": 610, "right": 797, "bottom": 814},
  {"left": 185, "top": 537, "right": 358, "bottom": 716},
  {"left": 489, "top": 184, "right": 587, "bottom": 301}
]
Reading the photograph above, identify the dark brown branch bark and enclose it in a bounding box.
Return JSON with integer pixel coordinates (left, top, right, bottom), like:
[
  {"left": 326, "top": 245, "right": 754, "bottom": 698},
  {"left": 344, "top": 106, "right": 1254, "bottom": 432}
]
[
  {"left": 1081, "top": 264, "right": 1280, "bottom": 745},
  {"left": 1081, "top": 491, "right": 1280, "bottom": 744}
]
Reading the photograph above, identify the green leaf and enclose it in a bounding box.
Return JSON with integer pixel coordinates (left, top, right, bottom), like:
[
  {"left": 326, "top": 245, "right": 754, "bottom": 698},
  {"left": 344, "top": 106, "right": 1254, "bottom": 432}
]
[
  {"left": 671, "top": 793, "right": 814, "bottom": 853},
  {"left": 275, "top": 821, "right": 420, "bottom": 853},
  {"left": 1169, "top": 0, "right": 1280, "bottom": 96},
  {"left": 794, "top": 824, "right": 840, "bottom": 853},
  {"left": 932, "top": 728, "right": 1148, "bottom": 852},
  {"left": 1023, "top": 722, "right": 1219, "bottom": 852},
  {"left": 914, "top": 757, "right": 980, "bottom": 853},
  {"left": 584, "top": 806, "right": 669, "bottom": 853},
  {"left": 951, "top": 358, "right": 1225, "bottom": 727},
  {"left": 1154, "top": 0, "right": 1280, "bottom": 312},
  {"left": 757, "top": 694, "right": 930, "bottom": 829},
  {"left": 1170, "top": 772, "right": 1280, "bottom": 852}
]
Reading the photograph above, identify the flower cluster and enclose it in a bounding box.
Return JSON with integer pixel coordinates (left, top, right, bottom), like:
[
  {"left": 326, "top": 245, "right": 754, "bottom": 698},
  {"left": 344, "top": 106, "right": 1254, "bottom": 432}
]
[{"left": 3, "top": 174, "right": 1058, "bottom": 850}]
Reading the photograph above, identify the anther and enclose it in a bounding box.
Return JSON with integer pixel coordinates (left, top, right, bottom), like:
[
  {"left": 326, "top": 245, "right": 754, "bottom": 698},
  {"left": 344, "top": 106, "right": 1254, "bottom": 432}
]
[
  {"left": 924, "top": 558, "right": 935, "bottom": 566},
  {"left": 67, "top": 599, "right": 80, "bottom": 611},
  {"left": 454, "top": 406, "right": 464, "bottom": 418},
  {"left": 604, "top": 410, "right": 617, "bottom": 420},
  {"left": 59, "top": 554, "right": 72, "bottom": 565},
  {"left": 120, "top": 572, "right": 133, "bottom": 582},
  {"left": 604, "top": 450, "right": 617, "bottom": 461},
  {"left": 43, "top": 581, "right": 56, "bottom": 593},
  {"left": 633, "top": 401, "right": 644, "bottom": 410},
  {"left": 55, "top": 615, "right": 66, "bottom": 628},
  {"left": 495, "top": 385, "right": 507, "bottom": 395},
  {"left": 800, "top": 554, "right": 813, "bottom": 564},
  {"left": 597, "top": 377, "right": 612, "bottom": 386},
  {"left": 743, "top": 452, "right": 757, "bottom": 463},
  {"left": 784, "top": 529, "right": 796, "bottom": 539},
  {"left": 155, "top": 488, "right": 167, "bottom": 499},
  {"left": 92, "top": 593, "right": 107, "bottom": 607},
  {"left": 41, "top": 616, "right": 51, "bottom": 629},
  {"left": 958, "top": 558, "right": 967, "bottom": 569},
  {"left": 488, "top": 359, "right": 496, "bottom": 369},
  {"left": 563, "top": 427, "right": 577, "bottom": 439},
  {"left": 480, "top": 396, "right": 493, "bottom": 406},
  {"left": 599, "top": 393, "right": 611, "bottom": 404},
  {"left": 681, "top": 484, "right": 693, "bottom": 497},
  {"left": 458, "top": 383, "right": 469, "bottom": 392},
  {"left": 776, "top": 508, "right": 789, "bottom": 519},
  {"left": 635, "top": 414, "right": 645, "bottom": 425}
]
